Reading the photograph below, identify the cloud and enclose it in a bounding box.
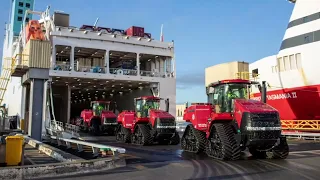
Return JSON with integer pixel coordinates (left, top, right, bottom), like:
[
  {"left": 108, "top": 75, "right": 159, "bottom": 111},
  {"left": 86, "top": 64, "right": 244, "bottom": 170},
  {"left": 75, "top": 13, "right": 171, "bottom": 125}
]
[{"left": 176, "top": 72, "right": 204, "bottom": 89}]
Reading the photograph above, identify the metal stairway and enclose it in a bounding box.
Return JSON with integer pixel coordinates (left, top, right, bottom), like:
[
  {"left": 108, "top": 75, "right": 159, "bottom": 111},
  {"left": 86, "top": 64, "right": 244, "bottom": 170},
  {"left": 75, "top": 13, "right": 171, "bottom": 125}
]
[{"left": 0, "top": 56, "right": 16, "bottom": 106}]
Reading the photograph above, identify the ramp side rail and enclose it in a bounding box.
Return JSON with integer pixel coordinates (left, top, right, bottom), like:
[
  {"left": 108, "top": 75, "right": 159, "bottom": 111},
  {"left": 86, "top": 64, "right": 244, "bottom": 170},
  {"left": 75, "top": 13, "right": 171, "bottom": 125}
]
[
  {"left": 50, "top": 136, "right": 126, "bottom": 157},
  {"left": 47, "top": 120, "right": 80, "bottom": 138}
]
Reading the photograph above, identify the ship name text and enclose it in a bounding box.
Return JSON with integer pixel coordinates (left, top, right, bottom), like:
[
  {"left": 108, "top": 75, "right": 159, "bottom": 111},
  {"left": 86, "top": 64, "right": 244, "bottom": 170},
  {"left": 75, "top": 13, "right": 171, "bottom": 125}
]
[{"left": 251, "top": 92, "right": 297, "bottom": 101}]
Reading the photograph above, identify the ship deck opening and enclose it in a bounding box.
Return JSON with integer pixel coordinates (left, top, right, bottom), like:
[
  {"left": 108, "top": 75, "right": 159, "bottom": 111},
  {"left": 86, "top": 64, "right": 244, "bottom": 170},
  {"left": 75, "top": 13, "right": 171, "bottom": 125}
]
[
  {"left": 53, "top": 45, "right": 174, "bottom": 78},
  {"left": 51, "top": 77, "right": 155, "bottom": 124}
]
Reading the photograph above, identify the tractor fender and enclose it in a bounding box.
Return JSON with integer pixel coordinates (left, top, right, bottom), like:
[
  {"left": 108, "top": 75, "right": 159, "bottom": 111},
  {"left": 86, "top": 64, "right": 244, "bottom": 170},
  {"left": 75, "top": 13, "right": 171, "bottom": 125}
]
[
  {"left": 115, "top": 123, "right": 122, "bottom": 132},
  {"left": 182, "top": 124, "right": 194, "bottom": 138}
]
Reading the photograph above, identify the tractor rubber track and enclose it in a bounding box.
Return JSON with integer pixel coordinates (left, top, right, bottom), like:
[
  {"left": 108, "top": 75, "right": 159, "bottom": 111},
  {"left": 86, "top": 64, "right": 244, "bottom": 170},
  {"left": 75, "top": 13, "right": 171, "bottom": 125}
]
[
  {"left": 116, "top": 125, "right": 131, "bottom": 143},
  {"left": 181, "top": 125, "right": 206, "bottom": 154},
  {"left": 121, "top": 126, "right": 131, "bottom": 143},
  {"left": 138, "top": 124, "right": 153, "bottom": 146},
  {"left": 169, "top": 131, "right": 180, "bottom": 145},
  {"left": 208, "top": 123, "right": 240, "bottom": 160}
]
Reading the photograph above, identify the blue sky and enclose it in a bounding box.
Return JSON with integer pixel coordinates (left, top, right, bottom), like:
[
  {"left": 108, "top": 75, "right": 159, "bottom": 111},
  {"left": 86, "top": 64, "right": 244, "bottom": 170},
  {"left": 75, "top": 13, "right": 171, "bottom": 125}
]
[{"left": 0, "top": 0, "right": 294, "bottom": 104}]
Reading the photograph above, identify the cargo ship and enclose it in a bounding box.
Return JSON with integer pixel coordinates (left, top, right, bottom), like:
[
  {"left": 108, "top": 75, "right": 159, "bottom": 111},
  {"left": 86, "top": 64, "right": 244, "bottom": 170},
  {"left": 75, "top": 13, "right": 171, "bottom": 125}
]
[
  {"left": 0, "top": 0, "right": 176, "bottom": 138},
  {"left": 250, "top": 0, "right": 320, "bottom": 120}
]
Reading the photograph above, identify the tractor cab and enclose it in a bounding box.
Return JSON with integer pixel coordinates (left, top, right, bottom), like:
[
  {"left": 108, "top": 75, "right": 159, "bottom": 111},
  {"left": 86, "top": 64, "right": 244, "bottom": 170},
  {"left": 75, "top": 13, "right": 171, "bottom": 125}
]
[
  {"left": 91, "top": 101, "right": 111, "bottom": 116},
  {"left": 206, "top": 79, "right": 252, "bottom": 113},
  {"left": 134, "top": 96, "right": 161, "bottom": 118}
]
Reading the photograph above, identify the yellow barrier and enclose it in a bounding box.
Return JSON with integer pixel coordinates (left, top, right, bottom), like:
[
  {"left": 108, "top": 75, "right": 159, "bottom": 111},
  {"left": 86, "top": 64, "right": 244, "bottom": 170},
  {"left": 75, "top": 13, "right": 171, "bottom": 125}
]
[
  {"left": 281, "top": 120, "right": 320, "bottom": 131},
  {"left": 5, "top": 135, "right": 24, "bottom": 166},
  {"left": 20, "top": 119, "right": 25, "bottom": 131}
]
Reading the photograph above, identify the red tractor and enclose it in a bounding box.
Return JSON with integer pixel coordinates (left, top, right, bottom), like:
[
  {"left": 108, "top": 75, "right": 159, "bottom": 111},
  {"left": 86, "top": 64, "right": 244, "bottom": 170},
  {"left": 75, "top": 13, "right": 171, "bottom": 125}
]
[
  {"left": 115, "top": 96, "right": 180, "bottom": 145},
  {"left": 181, "top": 79, "right": 289, "bottom": 160},
  {"left": 78, "top": 101, "right": 117, "bottom": 135}
]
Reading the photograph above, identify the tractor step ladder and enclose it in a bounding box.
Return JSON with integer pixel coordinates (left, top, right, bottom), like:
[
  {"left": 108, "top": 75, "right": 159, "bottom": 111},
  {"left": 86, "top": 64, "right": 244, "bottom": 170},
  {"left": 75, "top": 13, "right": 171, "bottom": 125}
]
[{"left": 0, "top": 56, "right": 16, "bottom": 105}]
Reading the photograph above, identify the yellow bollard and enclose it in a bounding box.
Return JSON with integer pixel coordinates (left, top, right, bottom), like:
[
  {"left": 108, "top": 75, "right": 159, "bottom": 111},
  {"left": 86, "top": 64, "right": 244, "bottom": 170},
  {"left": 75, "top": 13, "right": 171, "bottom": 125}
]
[
  {"left": 5, "top": 135, "right": 24, "bottom": 166},
  {"left": 20, "top": 119, "right": 25, "bottom": 131}
]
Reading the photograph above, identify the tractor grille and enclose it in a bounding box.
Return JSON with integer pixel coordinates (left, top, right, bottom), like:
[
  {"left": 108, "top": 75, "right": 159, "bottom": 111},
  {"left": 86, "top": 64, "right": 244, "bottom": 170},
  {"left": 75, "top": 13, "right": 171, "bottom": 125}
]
[
  {"left": 250, "top": 112, "right": 280, "bottom": 127},
  {"left": 104, "top": 117, "right": 117, "bottom": 124},
  {"left": 247, "top": 130, "right": 281, "bottom": 140},
  {"left": 158, "top": 118, "right": 176, "bottom": 127},
  {"left": 156, "top": 118, "right": 176, "bottom": 134}
]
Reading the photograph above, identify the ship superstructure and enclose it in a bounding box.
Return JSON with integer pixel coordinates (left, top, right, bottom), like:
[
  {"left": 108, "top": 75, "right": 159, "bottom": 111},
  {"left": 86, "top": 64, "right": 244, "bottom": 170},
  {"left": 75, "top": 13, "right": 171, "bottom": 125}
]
[
  {"left": 0, "top": 0, "right": 176, "bottom": 140},
  {"left": 249, "top": 0, "right": 320, "bottom": 120}
]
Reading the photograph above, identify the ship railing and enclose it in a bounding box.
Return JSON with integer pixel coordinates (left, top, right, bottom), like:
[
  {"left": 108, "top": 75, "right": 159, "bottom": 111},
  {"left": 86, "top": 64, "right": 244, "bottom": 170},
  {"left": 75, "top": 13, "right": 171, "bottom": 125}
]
[
  {"left": 140, "top": 70, "right": 174, "bottom": 78},
  {"left": 281, "top": 120, "right": 320, "bottom": 131},
  {"left": 48, "top": 120, "right": 80, "bottom": 138},
  {"left": 235, "top": 72, "right": 259, "bottom": 81},
  {"left": 110, "top": 68, "right": 137, "bottom": 76},
  {"left": 76, "top": 65, "right": 106, "bottom": 73},
  {"left": 282, "top": 131, "right": 320, "bottom": 141},
  {"left": 3, "top": 54, "right": 29, "bottom": 69},
  {"left": 53, "top": 63, "right": 71, "bottom": 71}
]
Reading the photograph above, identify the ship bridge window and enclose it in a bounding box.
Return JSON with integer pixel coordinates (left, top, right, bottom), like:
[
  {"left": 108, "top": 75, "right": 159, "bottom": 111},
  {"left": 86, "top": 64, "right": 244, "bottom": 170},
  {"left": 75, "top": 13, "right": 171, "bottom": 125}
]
[
  {"left": 74, "top": 47, "right": 107, "bottom": 73},
  {"left": 139, "top": 53, "right": 173, "bottom": 78},
  {"left": 304, "top": 36, "right": 310, "bottom": 43},
  {"left": 252, "top": 68, "right": 258, "bottom": 77}
]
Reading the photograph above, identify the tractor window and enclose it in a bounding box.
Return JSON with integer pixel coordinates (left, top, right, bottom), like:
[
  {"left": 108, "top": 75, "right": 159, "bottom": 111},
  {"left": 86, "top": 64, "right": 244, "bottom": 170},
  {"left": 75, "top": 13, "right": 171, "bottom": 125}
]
[
  {"left": 135, "top": 99, "right": 160, "bottom": 118},
  {"left": 92, "top": 102, "right": 110, "bottom": 116},
  {"left": 224, "top": 83, "right": 249, "bottom": 112},
  {"left": 208, "top": 83, "right": 249, "bottom": 113}
]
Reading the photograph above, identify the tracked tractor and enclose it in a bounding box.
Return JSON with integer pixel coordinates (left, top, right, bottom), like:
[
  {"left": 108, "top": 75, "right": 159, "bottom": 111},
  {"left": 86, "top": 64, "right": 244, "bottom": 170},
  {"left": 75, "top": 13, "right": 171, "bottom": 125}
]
[
  {"left": 181, "top": 79, "right": 289, "bottom": 160},
  {"left": 115, "top": 96, "right": 180, "bottom": 146},
  {"left": 78, "top": 101, "right": 117, "bottom": 135}
]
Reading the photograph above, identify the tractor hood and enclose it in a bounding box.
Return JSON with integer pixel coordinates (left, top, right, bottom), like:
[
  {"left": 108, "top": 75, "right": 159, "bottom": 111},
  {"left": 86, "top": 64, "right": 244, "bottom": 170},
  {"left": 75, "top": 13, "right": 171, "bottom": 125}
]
[
  {"left": 234, "top": 99, "right": 277, "bottom": 113},
  {"left": 149, "top": 109, "right": 174, "bottom": 119},
  {"left": 101, "top": 110, "right": 117, "bottom": 118}
]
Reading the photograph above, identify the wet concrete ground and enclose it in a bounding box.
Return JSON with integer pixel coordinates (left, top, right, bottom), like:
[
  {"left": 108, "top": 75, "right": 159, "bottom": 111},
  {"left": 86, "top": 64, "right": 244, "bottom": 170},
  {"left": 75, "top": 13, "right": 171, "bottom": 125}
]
[{"left": 33, "top": 135, "right": 320, "bottom": 180}]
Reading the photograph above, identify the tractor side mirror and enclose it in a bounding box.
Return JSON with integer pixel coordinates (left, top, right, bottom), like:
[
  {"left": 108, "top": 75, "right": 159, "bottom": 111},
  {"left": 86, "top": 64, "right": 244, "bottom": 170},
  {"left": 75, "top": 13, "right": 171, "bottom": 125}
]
[{"left": 165, "top": 98, "right": 169, "bottom": 112}]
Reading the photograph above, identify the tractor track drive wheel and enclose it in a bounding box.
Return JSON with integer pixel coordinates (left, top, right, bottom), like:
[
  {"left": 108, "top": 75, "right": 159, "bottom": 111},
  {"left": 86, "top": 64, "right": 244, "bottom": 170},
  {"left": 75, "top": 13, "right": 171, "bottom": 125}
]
[
  {"left": 206, "top": 123, "right": 240, "bottom": 160},
  {"left": 170, "top": 131, "right": 180, "bottom": 145},
  {"left": 270, "top": 136, "right": 289, "bottom": 159},
  {"left": 131, "top": 124, "right": 153, "bottom": 146},
  {"left": 115, "top": 124, "right": 131, "bottom": 143},
  {"left": 90, "top": 119, "right": 101, "bottom": 136},
  {"left": 181, "top": 125, "right": 206, "bottom": 154},
  {"left": 158, "top": 131, "right": 180, "bottom": 145}
]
